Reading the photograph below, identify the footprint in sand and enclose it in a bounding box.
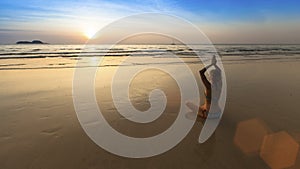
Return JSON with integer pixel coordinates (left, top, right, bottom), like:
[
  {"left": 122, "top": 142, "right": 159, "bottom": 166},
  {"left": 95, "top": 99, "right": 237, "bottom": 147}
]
[{"left": 41, "top": 126, "right": 62, "bottom": 135}]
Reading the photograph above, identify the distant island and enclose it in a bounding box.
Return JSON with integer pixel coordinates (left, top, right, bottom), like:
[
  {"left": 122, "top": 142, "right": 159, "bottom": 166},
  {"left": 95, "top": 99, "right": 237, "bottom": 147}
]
[{"left": 16, "top": 40, "right": 48, "bottom": 44}]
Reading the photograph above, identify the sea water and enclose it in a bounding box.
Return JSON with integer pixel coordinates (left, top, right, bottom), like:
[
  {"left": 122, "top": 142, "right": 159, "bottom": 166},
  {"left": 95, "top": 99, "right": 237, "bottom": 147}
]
[{"left": 0, "top": 44, "right": 299, "bottom": 70}]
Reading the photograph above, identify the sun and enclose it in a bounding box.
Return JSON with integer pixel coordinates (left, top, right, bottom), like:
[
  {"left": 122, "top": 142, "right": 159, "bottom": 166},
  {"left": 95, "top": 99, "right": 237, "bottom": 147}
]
[{"left": 83, "top": 28, "right": 98, "bottom": 39}]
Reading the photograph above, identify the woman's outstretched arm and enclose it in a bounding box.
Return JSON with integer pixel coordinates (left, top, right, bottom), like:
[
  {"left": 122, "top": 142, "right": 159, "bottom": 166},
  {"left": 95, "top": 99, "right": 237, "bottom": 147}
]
[
  {"left": 199, "top": 64, "right": 213, "bottom": 90},
  {"left": 199, "top": 55, "right": 217, "bottom": 89}
]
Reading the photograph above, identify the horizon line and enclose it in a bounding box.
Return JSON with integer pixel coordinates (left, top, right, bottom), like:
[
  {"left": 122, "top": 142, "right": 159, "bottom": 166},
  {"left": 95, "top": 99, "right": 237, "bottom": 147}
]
[{"left": 1, "top": 42, "right": 300, "bottom": 45}]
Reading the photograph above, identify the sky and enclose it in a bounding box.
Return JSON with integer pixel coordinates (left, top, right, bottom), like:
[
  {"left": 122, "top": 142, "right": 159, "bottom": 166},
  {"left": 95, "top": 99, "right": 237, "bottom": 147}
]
[{"left": 0, "top": 0, "right": 300, "bottom": 44}]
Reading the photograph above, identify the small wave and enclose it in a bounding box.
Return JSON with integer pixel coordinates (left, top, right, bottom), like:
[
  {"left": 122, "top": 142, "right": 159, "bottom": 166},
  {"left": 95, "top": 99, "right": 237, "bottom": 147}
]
[
  {"left": 0, "top": 63, "right": 26, "bottom": 67},
  {"left": 31, "top": 49, "right": 41, "bottom": 52}
]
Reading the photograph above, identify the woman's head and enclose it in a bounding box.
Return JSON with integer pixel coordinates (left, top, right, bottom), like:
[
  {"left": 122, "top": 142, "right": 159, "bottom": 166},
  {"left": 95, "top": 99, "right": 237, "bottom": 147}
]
[
  {"left": 208, "top": 69, "right": 221, "bottom": 84},
  {"left": 208, "top": 68, "right": 222, "bottom": 99}
]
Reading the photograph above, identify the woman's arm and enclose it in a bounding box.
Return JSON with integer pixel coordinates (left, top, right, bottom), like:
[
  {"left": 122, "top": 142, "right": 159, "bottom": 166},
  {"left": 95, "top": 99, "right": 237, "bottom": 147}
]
[
  {"left": 199, "top": 55, "right": 217, "bottom": 89},
  {"left": 199, "top": 64, "right": 213, "bottom": 89}
]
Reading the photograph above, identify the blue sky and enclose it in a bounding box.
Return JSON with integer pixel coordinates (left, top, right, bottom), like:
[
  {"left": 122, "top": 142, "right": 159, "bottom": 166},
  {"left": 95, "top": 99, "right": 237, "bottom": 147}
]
[{"left": 0, "top": 0, "right": 300, "bottom": 44}]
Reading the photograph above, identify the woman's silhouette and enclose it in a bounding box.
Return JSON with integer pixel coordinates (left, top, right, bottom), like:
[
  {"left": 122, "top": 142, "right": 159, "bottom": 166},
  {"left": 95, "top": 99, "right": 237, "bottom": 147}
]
[{"left": 198, "top": 55, "right": 222, "bottom": 119}]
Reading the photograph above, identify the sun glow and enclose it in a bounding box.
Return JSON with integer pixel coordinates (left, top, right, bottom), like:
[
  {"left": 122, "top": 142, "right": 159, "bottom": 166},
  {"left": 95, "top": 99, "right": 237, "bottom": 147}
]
[{"left": 83, "top": 28, "right": 98, "bottom": 39}]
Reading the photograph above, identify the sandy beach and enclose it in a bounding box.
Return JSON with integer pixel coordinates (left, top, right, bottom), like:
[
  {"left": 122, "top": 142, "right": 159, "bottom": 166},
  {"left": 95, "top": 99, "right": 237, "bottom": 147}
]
[{"left": 0, "top": 52, "right": 300, "bottom": 169}]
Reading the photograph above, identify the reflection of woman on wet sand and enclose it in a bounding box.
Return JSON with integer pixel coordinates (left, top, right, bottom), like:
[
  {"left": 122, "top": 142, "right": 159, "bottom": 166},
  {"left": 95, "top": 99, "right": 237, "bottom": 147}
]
[{"left": 198, "top": 56, "right": 222, "bottom": 119}]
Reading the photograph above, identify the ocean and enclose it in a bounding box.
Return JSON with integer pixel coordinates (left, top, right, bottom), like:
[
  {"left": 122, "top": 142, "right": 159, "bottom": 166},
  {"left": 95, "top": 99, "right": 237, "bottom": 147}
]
[{"left": 0, "top": 44, "right": 299, "bottom": 70}]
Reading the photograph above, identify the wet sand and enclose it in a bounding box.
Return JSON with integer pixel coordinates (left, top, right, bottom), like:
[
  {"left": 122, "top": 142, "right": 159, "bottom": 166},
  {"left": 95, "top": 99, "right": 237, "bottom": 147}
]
[{"left": 0, "top": 60, "right": 300, "bottom": 169}]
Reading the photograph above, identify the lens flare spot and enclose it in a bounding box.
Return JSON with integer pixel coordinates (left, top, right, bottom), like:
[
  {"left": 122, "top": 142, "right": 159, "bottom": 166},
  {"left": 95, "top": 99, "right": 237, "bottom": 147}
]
[
  {"left": 260, "top": 131, "right": 299, "bottom": 169},
  {"left": 234, "top": 118, "right": 270, "bottom": 154}
]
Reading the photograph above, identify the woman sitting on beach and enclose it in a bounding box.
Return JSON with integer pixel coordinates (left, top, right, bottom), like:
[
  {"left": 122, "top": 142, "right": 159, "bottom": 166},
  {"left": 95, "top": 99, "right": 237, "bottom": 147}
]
[{"left": 198, "top": 56, "right": 222, "bottom": 119}]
